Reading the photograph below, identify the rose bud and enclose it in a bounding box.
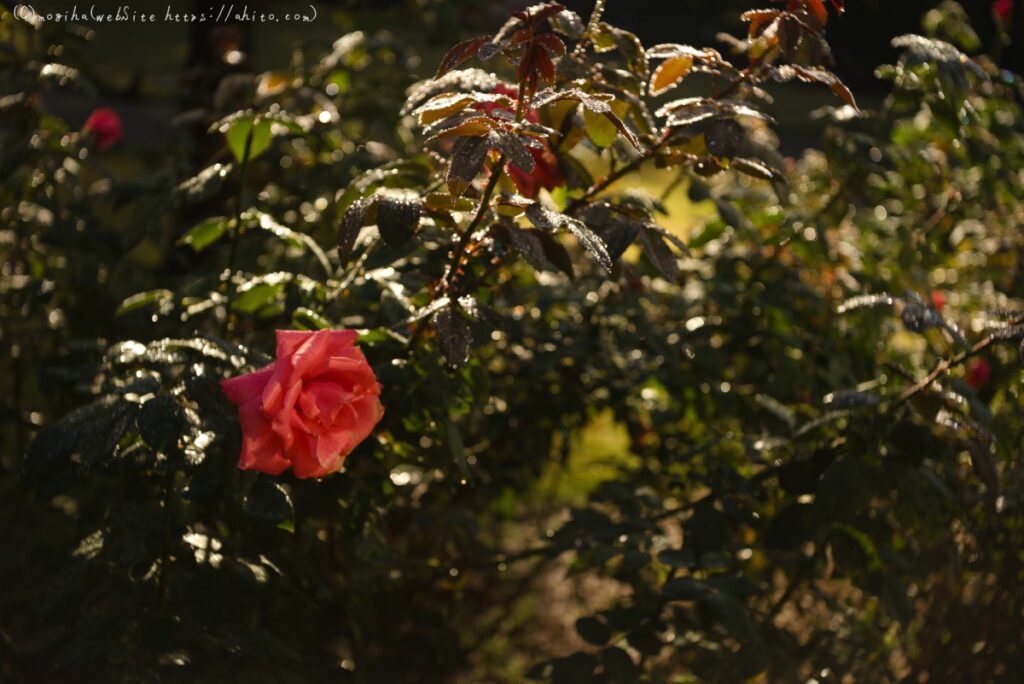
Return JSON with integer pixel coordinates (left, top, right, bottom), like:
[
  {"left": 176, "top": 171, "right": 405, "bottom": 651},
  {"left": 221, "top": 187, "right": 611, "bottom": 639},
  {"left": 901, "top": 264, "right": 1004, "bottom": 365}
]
[
  {"left": 221, "top": 330, "right": 384, "bottom": 478},
  {"left": 930, "top": 291, "right": 945, "bottom": 313},
  {"left": 82, "top": 107, "right": 123, "bottom": 151}
]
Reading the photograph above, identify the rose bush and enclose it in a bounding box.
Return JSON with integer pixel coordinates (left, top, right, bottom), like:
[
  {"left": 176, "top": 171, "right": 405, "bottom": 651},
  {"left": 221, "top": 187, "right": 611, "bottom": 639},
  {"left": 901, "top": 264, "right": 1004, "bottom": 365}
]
[{"left": 4, "top": 1, "right": 1024, "bottom": 683}]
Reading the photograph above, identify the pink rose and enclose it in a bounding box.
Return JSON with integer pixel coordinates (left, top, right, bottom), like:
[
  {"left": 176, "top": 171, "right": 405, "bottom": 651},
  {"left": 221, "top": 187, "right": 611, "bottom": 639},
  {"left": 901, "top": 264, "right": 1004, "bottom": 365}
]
[
  {"left": 220, "top": 330, "right": 384, "bottom": 478},
  {"left": 82, "top": 108, "right": 123, "bottom": 150}
]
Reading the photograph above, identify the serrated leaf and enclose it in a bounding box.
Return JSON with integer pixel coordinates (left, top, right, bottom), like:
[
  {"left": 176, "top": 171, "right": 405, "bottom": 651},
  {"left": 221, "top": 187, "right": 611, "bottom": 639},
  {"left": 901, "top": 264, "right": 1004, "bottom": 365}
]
[
  {"left": 525, "top": 203, "right": 612, "bottom": 272},
  {"left": 638, "top": 227, "right": 679, "bottom": 280},
  {"left": 446, "top": 136, "right": 491, "bottom": 198},
  {"left": 433, "top": 302, "right": 472, "bottom": 367},
  {"left": 436, "top": 36, "right": 491, "bottom": 78},
  {"left": 492, "top": 131, "right": 535, "bottom": 174},
  {"left": 583, "top": 107, "right": 618, "bottom": 148}
]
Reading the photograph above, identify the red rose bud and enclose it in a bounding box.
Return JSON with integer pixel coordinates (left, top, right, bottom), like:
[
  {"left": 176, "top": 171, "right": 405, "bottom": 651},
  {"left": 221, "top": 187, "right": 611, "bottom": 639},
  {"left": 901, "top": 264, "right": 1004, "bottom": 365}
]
[
  {"left": 966, "top": 357, "right": 992, "bottom": 390},
  {"left": 930, "top": 291, "right": 945, "bottom": 313},
  {"left": 994, "top": 0, "right": 1014, "bottom": 21},
  {"left": 82, "top": 108, "right": 123, "bottom": 151},
  {"left": 221, "top": 330, "right": 384, "bottom": 478}
]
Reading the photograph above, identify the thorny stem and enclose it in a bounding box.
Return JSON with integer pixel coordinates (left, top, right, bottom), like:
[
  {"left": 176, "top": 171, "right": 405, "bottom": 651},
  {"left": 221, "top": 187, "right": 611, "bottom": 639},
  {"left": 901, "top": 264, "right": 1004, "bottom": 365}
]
[
  {"left": 223, "top": 126, "right": 254, "bottom": 336},
  {"left": 444, "top": 82, "right": 529, "bottom": 291}
]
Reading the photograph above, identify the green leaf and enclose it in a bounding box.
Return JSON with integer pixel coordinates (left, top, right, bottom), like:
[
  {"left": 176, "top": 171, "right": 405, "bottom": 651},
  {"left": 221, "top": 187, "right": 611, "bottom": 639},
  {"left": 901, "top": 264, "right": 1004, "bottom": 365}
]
[
  {"left": 178, "top": 216, "right": 228, "bottom": 252},
  {"left": 583, "top": 107, "right": 619, "bottom": 148},
  {"left": 292, "top": 307, "right": 330, "bottom": 330},
  {"left": 116, "top": 289, "right": 173, "bottom": 317},
  {"left": 232, "top": 282, "right": 283, "bottom": 314},
  {"left": 226, "top": 117, "right": 273, "bottom": 163}
]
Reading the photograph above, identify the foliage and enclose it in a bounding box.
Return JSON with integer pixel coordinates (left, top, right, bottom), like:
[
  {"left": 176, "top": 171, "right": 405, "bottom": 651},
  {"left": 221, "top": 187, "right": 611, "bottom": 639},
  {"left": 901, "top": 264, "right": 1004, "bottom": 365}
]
[{"left": 2, "top": 1, "right": 1023, "bottom": 682}]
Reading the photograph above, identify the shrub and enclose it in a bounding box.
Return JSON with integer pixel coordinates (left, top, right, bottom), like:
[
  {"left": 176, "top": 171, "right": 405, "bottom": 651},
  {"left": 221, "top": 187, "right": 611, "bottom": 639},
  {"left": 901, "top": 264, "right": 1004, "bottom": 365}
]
[{"left": 2, "top": 1, "right": 1022, "bottom": 682}]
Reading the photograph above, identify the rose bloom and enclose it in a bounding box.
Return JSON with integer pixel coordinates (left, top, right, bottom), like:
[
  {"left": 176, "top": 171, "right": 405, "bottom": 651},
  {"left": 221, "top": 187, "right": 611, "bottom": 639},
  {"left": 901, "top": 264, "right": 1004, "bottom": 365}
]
[
  {"left": 482, "top": 84, "right": 565, "bottom": 199},
  {"left": 82, "top": 108, "right": 123, "bottom": 150},
  {"left": 220, "top": 330, "right": 384, "bottom": 478},
  {"left": 930, "top": 290, "right": 945, "bottom": 313},
  {"left": 994, "top": 0, "right": 1013, "bottom": 21}
]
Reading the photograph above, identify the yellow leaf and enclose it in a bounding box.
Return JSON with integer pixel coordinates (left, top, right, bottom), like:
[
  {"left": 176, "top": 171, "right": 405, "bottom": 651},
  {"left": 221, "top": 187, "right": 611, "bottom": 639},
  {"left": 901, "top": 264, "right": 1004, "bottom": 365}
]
[
  {"left": 650, "top": 56, "right": 693, "bottom": 96},
  {"left": 415, "top": 94, "right": 474, "bottom": 126},
  {"left": 583, "top": 108, "right": 617, "bottom": 148},
  {"left": 427, "top": 116, "right": 495, "bottom": 141}
]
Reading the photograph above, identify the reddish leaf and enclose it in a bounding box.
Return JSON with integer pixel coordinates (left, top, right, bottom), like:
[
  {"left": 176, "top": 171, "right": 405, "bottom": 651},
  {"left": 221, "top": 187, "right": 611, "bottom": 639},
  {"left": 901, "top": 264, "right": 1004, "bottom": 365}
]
[
  {"left": 436, "top": 36, "right": 491, "bottom": 78},
  {"left": 536, "top": 32, "right": 567, "bottom": 57}
]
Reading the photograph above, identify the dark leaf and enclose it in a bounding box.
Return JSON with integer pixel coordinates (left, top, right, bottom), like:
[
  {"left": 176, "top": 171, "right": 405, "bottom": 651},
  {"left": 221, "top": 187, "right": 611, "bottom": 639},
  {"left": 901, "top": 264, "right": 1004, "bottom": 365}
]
[
  {"left": 138, "top": 395, "right": 186, "bottom": 454},
  {"left": 446, "top": 136, "right": 491, "bottom": 198},
  {"left": 436, "top": 36, "right": 492, "bottom": 78},
  {"left": 638, "top": 227, "right": 679, "bottom": 280},
  {"left": 525, "top": 203, "right": 612, "bottom": 272},
  {"left": 575, "top": 616, "right": 611, "bottom": 646},
  {"left": 493, "top": 131, "right": 536, "bottom": 174},
  {"left": 601, "top": 647, "right": 638, "bottom": 682},
  {"left": 433, "top": 302, "right": 472, "bottom": 367},
  {"left": 376, "top": 190, "right": 422, "bottom": 249},
  {"left": 244, "top": 477, "right": 294, "bottom": 528},
  {"left": 663, "top": 577, "right": 708, "bottom": 600},
  {"left": 699, "top": 593, "right": 755, "bottom": 642},
  {"left": 337, "top": 196, "right": 374, "bottom": 266}
]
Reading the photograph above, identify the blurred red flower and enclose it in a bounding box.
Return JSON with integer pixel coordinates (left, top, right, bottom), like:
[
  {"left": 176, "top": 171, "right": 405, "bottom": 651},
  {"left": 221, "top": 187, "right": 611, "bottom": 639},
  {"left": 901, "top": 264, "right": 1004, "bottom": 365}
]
[
  {"left": 966, "top": 357, "right": 992, "bottom": 390},
  {"left": 930, "top": 291, "right": 946, "bottom": 313},
  {"left": 82, "top": 108, "right": 123, "bottom": 150},
  {"left": 482, "top": 84, "right": 565, "bottom": 199},
  {"left": 994, "top": 0, "right": 1014, "bottom": 21}
]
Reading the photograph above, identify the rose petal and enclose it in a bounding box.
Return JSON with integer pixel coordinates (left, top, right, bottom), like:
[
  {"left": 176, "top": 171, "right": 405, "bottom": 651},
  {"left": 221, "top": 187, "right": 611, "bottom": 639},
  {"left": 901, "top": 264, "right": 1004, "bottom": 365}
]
[
  {"left": 236, "top": 398, "right": 289, "bottom": 475},
  {"left": 220, "top": 365, "right": 274, "bottom": 405}
]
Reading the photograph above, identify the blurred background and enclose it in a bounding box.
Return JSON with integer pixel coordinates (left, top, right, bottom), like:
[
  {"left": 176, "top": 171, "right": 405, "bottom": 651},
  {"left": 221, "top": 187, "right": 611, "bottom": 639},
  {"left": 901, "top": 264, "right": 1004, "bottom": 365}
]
[{"left": 21, "top": 0, "right": 1023, "bottom": 152}]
